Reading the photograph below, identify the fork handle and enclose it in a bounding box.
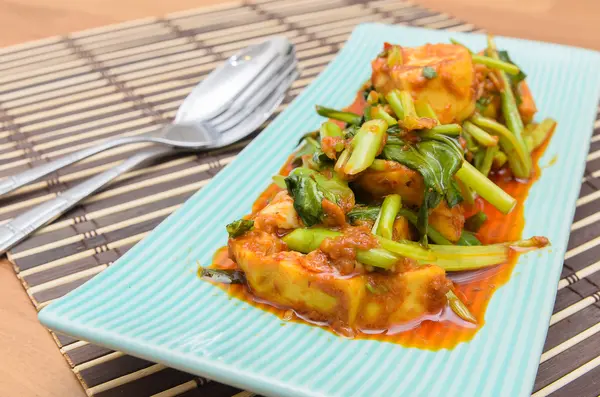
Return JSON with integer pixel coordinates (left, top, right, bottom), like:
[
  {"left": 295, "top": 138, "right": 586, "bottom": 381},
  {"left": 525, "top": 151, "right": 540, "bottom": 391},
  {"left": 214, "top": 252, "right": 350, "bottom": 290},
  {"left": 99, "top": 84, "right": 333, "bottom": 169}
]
[
  {"left": 0, "top": 132, "right": 162, "bottom": 198},
  {"left": 0, "top": 146, "right": 174, "bottom": 255}
]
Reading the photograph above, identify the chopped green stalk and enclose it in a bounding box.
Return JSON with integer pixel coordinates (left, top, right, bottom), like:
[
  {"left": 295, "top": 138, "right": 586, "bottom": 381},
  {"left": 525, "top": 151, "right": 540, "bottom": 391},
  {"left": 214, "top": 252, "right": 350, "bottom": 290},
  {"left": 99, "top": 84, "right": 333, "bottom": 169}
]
[
  {"left": 457, "top": 231, "right": 482, "bottom": 246},
  {"left": 446, "top": 290, "right": 477, "bottom": 323},
  {"left": 283, "top": 228, "right": 433, "bottom": 264},
  {"left": 470, "top": 114, "right": 531, "bottom": 178},
  {"left": 479, "top": 145, "right": 499, "bottom": 177},
  {"left": 272, "top": 175, "right": 286, "bottom": 189},
  {"left": 486, "top": 36, "right": 531, "bottom": 177},
  {"left": 199, "top": 267, "right": 246, "bottom": 284},
  {"left": 415, "top": 99, "right": 439, "bottom": 121},
  {"left": 457, "top": 178, "right": 475, "bottom": 205},
  {"left": 423, "top": 124, "right": 462, "bottom": 137},
  {"left": 456, "top": 161, "right": 516, "bottom": 214},
  {"left": 282, "top": 228, "right": 400, "bottom": 269},
  {"left": 493, "top": 151, "right": 508, "bottom": 168},
  {"left": 375, "top": 236, "right": 436, "bottom": 262},
  {"left": 427, "top": 236, "right": 549, "bottom": 271},
  {"left": 320, "top": 121, "right": 343, "bottom": 139},
  {"left": 363, "top": 105, "right": 373, "bottom": 122},
  {"left": 527, "top": 118, "right": 557, "bottom": 152},
  {"left": 356, "top": 249, "right": 400, "bottom": 269},
  {"left": 471, "top": 54, "right": 520, "bottom": 75},
  {"left": 371, "top": 205, "right": 383, "bottom": 234},
  {"left": 422, "top": 66, "right": 437, "bottom": 79},
  {"left": 386, "top": 90, "right": 405, "bottom": 120},
  {"left": 343, "top": 119, "right": 388, "bottom": 175},
  {"left": 371, "top": 105, "right": 398, "bottom": 126},
  {"left": 463, "top": 121, "right": 499, "bottom": 147},
  {"left": 369, "top": 159, "right": 389, "bottom": 171},
  {"left": 316, "top": 105, "right": 362, "bottom": 125},
  {"left": 465, "top": 211, "right": 488, "bottom": 232},
  {"left": 462, "top": 130, "right": 479, "bottom": 153},
  {"left": 450, "top": 38, "right": 473, "bottom": 53},
  {"left": 376, "top": 194, "right": 402, "bottom": 239},
  {"left": 399, "top": 90, "right": 417, "bottom": 119},
  {"left": 283, "top": 228, "right": 549, "bottom": 271},
  {"left": 226, "top": 219, "right": 254, "bottom": 238},
  {"left": 283, "top": 228, "right": 340, "bottom": 252},
  {"left": 473, "top": 150, "right": 485, "bottom": 170},
  {"left": 320, "top": 121, "right": 345, "bottom": 152},
  {"left": 398, "top": 208, "right": 453, "bottom": 245},
  {"left": 304, "top": 136, "right": 320, "bottom": 150},
  {"left": 334, "top": 149, "right": 351, "bottom": 173},
  {"left": 524, "top": 135, "right": 534, "bottom": 152},
  {"left": 347, "top": 206, "right": 381, "bottom": 223}
]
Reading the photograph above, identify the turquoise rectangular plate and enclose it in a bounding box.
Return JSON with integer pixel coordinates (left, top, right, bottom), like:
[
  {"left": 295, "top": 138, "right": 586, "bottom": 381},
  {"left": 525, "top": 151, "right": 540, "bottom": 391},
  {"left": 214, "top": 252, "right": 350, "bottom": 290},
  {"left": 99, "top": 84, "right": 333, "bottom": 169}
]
[{"left": 39, "top": 24, "right": 600, "bottom": 397}]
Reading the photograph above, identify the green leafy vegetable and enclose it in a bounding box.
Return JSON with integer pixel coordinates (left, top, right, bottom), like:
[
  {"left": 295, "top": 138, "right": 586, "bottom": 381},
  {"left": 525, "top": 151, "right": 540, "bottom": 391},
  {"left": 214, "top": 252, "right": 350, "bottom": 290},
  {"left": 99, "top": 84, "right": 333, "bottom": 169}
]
[
  {"left": 343, "top": 124, "right": 360, "bottom": 139},
  {"left": 347, "top": 206, "right": 381, "bottom": 224},
  {"left": 285, "top": 173, "right": 329, "bottom": 227},
  {"left": 226, "top": 219, "right": 254, "bottom": 238},
  {"left": 292, "top": 134, "right": 320, "bottom": 165},
  {"left": 382, "top": 135, "right": 463, "bottom": 245},
  {"left": 284, "top": 168, "right": 353, "bottom": 227},
  {"left": 199, "top": 267, "right": 246, "bottom": 284},
  {"left": 422, "top": 66, "right": 438, "bottom": 79},
  {"left": 497, "top": 50, "right": 527, "bottom": 104}
]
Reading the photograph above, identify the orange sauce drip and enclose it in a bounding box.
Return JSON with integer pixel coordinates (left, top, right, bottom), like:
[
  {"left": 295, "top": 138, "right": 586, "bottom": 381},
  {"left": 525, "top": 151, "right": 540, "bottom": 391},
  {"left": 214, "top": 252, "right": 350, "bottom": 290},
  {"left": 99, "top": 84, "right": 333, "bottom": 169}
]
[{"left": 208, "top": 93, "right": 552, "bottom": 350}]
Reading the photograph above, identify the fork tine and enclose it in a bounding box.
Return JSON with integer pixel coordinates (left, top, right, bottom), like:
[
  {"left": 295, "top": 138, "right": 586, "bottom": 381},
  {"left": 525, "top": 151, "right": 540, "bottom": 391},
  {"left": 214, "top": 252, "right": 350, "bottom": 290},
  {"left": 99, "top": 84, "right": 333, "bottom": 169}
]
[
  {"left": 212, "top": 57, "right": 298, "bottom": 133},
  {"left": 212, "top": 66, "right": 299, "bottom": 148},
  {"left": 208, "top": 51, "right": 296, "bottom": 128}
]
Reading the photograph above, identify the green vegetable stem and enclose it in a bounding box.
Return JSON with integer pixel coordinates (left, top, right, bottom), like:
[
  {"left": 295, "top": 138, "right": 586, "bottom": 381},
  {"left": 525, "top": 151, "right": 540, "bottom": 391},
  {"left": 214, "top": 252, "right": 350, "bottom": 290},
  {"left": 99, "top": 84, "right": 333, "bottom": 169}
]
[
  {"left": 316, "top": 105, "right": 362, "bottom": 125},
  {"left": 337, "top": 119, "right": 388, "bottom": 175}
]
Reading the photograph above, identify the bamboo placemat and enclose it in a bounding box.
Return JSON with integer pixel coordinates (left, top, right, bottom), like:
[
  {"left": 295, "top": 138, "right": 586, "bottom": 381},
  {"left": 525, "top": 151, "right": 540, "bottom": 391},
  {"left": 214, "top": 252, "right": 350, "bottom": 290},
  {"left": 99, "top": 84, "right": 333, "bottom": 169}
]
[{"left": 1, "top": 0, "right": 599, "bottom": 396}]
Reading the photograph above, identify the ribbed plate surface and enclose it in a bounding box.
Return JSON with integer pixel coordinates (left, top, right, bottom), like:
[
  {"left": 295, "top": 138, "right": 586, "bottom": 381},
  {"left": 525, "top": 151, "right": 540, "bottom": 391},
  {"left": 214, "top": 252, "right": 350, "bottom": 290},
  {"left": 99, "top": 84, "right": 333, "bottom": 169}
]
[{"left": 39, "top": 24, "right": 600, "bottom": 397}]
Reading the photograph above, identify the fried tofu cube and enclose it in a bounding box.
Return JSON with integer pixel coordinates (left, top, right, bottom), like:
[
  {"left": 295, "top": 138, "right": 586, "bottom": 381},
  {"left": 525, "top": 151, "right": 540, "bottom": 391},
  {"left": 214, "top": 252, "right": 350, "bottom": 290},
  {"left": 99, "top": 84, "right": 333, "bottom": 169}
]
[{"left": 372, "top": 43, "right": 476, "bottom": 124}]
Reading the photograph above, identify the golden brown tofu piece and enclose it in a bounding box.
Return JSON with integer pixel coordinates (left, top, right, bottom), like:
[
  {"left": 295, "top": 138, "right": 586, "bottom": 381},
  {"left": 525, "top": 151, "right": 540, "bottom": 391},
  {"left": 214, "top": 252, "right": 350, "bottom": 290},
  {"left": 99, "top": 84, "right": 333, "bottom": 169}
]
[
  {"left": 353, "top": 160, "right": 424, "bottom": 206},
  {"left": 393, "top": 216, "right": 412, "bottom": 241},
  {"left": 429, "top": 201, "right": 465, "bottom": 243},
  {"left": 372, "top": 43, "right": 476, "bottom": 124},
  {"left": 358, "top": 266, "right": 450, "bottom": 329},
  {"left": 229, "top": 230, "right": 451, "bottom": 333}
]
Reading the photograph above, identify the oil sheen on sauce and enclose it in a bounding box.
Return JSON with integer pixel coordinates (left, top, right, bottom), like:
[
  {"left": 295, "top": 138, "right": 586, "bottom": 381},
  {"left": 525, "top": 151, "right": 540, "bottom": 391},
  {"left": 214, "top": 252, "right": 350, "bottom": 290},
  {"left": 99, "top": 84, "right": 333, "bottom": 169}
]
[{"left": 207, "top": 93, "right": 552, "bottom": 350}]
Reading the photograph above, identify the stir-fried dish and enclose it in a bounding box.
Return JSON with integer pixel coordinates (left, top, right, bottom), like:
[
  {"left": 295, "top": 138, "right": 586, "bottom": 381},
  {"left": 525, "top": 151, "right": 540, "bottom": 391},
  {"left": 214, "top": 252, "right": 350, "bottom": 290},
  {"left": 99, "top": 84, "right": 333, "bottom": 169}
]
[{"left": 200, "top": 36, "right": 554, "bottom": 349}]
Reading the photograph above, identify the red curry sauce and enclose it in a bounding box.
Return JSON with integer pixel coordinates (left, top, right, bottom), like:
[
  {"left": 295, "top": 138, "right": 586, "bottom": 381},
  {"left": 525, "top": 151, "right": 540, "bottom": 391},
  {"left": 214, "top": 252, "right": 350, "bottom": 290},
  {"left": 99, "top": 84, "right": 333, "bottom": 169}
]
[{"left": 209, "top": 93, "right": 551, "bottom": 350}]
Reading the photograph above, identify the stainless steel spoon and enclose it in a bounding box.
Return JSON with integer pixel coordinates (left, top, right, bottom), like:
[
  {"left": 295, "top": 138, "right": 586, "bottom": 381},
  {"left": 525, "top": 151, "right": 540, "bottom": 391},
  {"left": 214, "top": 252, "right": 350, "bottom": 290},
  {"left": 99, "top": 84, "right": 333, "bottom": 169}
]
[
  {"left": 0, "top": 36, "right": 295, "bottom": 198},
  {"left": 0, "top": 39, "right": 298, "bottom": 254}
]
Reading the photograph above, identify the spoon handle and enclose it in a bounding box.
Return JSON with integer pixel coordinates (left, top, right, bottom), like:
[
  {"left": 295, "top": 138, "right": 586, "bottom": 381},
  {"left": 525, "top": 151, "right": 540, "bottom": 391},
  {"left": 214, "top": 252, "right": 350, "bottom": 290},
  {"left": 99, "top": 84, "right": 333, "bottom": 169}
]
[
  {"left": 0, "top": 146, "right": 174, "bottom": 255},
  {"left": 0, "top": 128, "right": 168, "bottom": 198}
]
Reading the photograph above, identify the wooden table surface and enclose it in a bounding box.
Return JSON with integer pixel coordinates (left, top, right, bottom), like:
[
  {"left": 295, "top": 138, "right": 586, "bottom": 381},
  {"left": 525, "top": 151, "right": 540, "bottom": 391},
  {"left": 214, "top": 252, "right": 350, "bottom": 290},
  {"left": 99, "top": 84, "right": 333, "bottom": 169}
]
[{"left": 0, "top": 0, "right": 598, "bottom": 396}]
